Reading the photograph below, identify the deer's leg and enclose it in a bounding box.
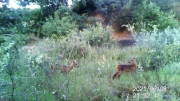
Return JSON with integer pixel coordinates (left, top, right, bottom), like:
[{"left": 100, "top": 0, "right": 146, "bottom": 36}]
[
  {"left": 116, "top": 71, "right": 123, "bottom": 79},
  {"left": 112, "top": 72, "right": 118, "bottom": 80},
  {"left": 112, "top": 71, "right": 122, "bottom": 80}
]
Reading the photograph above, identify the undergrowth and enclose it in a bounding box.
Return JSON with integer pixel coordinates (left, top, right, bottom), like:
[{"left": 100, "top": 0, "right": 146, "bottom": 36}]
[{"left": 0, "top": 25, "right": 180, "bottom": 101}]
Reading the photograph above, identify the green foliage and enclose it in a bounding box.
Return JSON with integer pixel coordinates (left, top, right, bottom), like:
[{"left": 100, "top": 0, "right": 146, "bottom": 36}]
[
  {"left": 58, "top": 31, "right": 88, "bottom": 59},
  {"left": 171, "top": 2, "right": 180, "bottom": 21},
  {"left": 0, "top": 8, "right": 21, "bottom": 35},
  {"left": 148, "top": 0, "right": 180, "bottom": 21},
  {"left": 111, "top": 0, "right": 179, "bottom": 32},
  {"left": 94, "top": 0, "right": 128, "bottom": 14},
  {"left": 149, "top": 0, "right": 176, "bottom": 11},
  {"left": 0, "top": 7, "right": 45, "bottom": 37},
  {"left": 0, "top": 33, "right": 26, "bottom": 68},
  {"left": 27, "top": 31, "right": 88, "bottom": 59},
  {"left": 1, "top": 1, "right": 180, "bottom": 100},
  {"left": 0, "top": 8, "right": 20, "bottom": 27},
  {"left": 81, "top": 23, "right": 112, "bottom": 47},
  {"left": 84, "top": 16, "right": 103, "bottom": 27},
  {"left": 26, "top": 23, "right": 112, "bottom": 59},
  {"left": 133, "top": 1, "right": 179, "bottom": 31},
  {"left": 112, "top": 7, "right": 134, "bottom": 32},
  {"left": 17, "top": 0, "right": 68, "bottom": 7},
  {"left": 0, "top": 32, "right": 28, "bottom": 100},
  {"left": 72, "top": 0, "right": 96, "bottom": 15},
  {"left": 1, "top": 24, "right": 180, "bottom": 100},
  {"left": 19, "top": 8, "right": 44, "bottom": 35},
  {"left": 135, "top": 27, "right": 180, "bottom": 70},
  {"left": 54, "top": 5, "right": 87, "bottom": 30},
  {"left": 42, "top": 6, "right": 79, "bottom": 37},
  {"left": 42, "top": 14, "right": 77, "bottom": 37},
  {"left": 72, "top": 0, "right": 129, "bottom": 25}
]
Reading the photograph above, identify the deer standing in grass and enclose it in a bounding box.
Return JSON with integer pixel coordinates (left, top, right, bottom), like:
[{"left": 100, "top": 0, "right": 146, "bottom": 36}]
[
  {"left": 61, "top": 60, "right": 79, "bottom": 74},
  {"left": 50, "top": 60, "right": 79, "bottom": 74},
  {"left": 112, "top": 57, "right": 137, "bottom": 80}
]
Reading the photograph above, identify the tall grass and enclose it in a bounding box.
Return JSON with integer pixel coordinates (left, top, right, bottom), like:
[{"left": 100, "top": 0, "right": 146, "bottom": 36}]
[{"left": 1, "top": 25, "right": 180, "bottom": 100}]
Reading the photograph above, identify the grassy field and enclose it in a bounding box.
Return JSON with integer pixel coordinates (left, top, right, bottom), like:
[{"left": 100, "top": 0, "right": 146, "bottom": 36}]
[{"left": 1, "top": 25, "right": 180, "bottom": 101}]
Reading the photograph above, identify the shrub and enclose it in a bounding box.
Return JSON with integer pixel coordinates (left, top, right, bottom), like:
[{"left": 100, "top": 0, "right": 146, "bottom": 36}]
[
  {"left": 42, "top": 12, "right": 78, "bottom": 37},
  {"left": 0, "top": 7, "right": 45, "bottom": 36},
  {"left": 55, "top": 5, "right": 86, "bottom": 30},
  {"left": 81, "top": 23, "right": 112, "bottom": 47},
  {"left": 171, "top": 2, "right": 180, "bottom": 21},
  {"left": 135, "top": 27, "right": 180, "bottom": 70},
  {"left": 149, "top": 0, "right": 176, "bottom": 11},
  {"left": 30, "top": 30, "right": 88, "bottom": 59},
  {"left": 41, "top": 4, "right": 90, "bottom": 37},
  {"left": 58, "top": 31, "right": 89, "bottom": 59},
  {"left": 133, "top": 1, "right": 179, "bottom": 31},
  {"left": 111, "top": 0, "right": 179, "bottom": 32}
]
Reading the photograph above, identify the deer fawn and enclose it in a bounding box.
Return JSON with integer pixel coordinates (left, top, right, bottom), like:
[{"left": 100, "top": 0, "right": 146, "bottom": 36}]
[
  {"left": 112, "top": 57, "right": 137, "bottom": 80},
  {"left": 50, "top": 60, "right": 79, "bottom": 74},
  {"left": 61, "top": 60, "right": 79, "bottom": 74}
]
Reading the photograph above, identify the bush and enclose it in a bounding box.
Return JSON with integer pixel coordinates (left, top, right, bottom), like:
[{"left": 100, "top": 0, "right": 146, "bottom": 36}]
[
  {"left": 42, "top": 10, "right": 78, "bottom": 37},
  {"left": 149, "top": 0, "right": 176, "bottom": 11},
  {"left": 111, "top": 0, "right": 179, "bottom": 32},
  {"left": 29, "top": 30, "right": 88, "bottom": 59},
  {"left": 81, "top": 23, "right": 112, "bottom": 47},
  {"left": 135, "top": 27, "right": 180, "bottom": 70},
  {"left": 54, "top": 5, "right": 86, "bottom": 30},
  {"left": 0, "top": 7, "right": 45, "bottom": 36},
  {"left": 133, "top": 1, "right": 179, "bottom": 31},
  {"left": 58, "top": 31, "right": 89, "bottom": 59}
]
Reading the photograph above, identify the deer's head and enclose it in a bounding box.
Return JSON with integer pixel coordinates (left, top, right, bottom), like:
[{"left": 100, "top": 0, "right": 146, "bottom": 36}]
[{"left": 73, "top": 60, "right": 79, "bottom": 68}]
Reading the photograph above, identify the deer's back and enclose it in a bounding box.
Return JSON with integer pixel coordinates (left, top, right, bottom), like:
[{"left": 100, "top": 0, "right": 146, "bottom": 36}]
[{"left": 117, "top": 64, "right": 136, "bottom": 72}]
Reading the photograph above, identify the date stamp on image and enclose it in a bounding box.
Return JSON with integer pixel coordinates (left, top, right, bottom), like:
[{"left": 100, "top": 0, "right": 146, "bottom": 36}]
[
  {"left": 132, "top": 85, "right": 169, "bottom": 99},
  {"left": 133, "top": 92, "right": 161, "bottom": 99}
]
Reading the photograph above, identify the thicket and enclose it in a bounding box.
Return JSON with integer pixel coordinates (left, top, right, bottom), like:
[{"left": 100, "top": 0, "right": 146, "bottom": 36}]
[
  {"left": 41, "top": 5, "right": 86, "bottom": 37},
  {"left": 149, "top": 0, "right": 180, "bottom": 21},
  {"left": 112, "top": 0, "right": 179, "bottom": 32},
  {"left": 133, "top": 1, "right": 178, "bottom": 31},
  {"left": 134, "top": 26, "right": 180, "bottom": 70},
  {"left": 1, "top": 26, "right": 180, "bottom": 100},
  {"left": 72, "top": 0, "right": 179, "bottom": 32},
  {"left": 36, "top": 23, "right": 113, "bottom": 59},
  {"left": 0, "top": 1, "right": 180, "bottom": 100}
]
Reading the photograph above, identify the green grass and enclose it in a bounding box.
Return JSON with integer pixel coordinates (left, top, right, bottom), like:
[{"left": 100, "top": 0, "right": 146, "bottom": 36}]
[
  {"left": 5, "top": 45, "right": 178, "bottom": 100},
  {"left": 1, "top": 27, "right": 180, "bottom": 101}
]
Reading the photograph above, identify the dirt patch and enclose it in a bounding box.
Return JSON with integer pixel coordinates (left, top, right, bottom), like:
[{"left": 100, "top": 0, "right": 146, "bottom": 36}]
[
  {"left": 110, "top": 27, "right": 132, "bottom": 39},
  {"left": 110, "top": 29, "right": 135, "bottom": 47}
]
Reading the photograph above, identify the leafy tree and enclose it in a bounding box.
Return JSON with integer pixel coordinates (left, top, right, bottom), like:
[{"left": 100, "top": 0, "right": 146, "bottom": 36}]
[
  {"left": 149, "top": 0, "right": 180, "bottom": 21},
  {"left": 133, "top": 0, "right": 179, "bottom": 31},
  {"left": 17, "top": 0, "right": 68, "bottom": 7},
  {"left": 42, "top": 6, "right": 78, "bottom": 37},
  {"left": 17, "top": 0, "right": 68, "bottom": 14},
  {"left": 72, "top": 0, "right": 129, "bottom": 25},
  {"left": 72, "top": 0, "right": 96, "bottom": 15},
  {"left": 149, "top": 0, "right": 176, "bottom": 11}
]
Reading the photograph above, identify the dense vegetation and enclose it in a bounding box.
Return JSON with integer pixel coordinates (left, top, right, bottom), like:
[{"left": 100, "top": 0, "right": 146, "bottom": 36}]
[{"left": 0, "top": 0, "right": 180, "bottom": 100}]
